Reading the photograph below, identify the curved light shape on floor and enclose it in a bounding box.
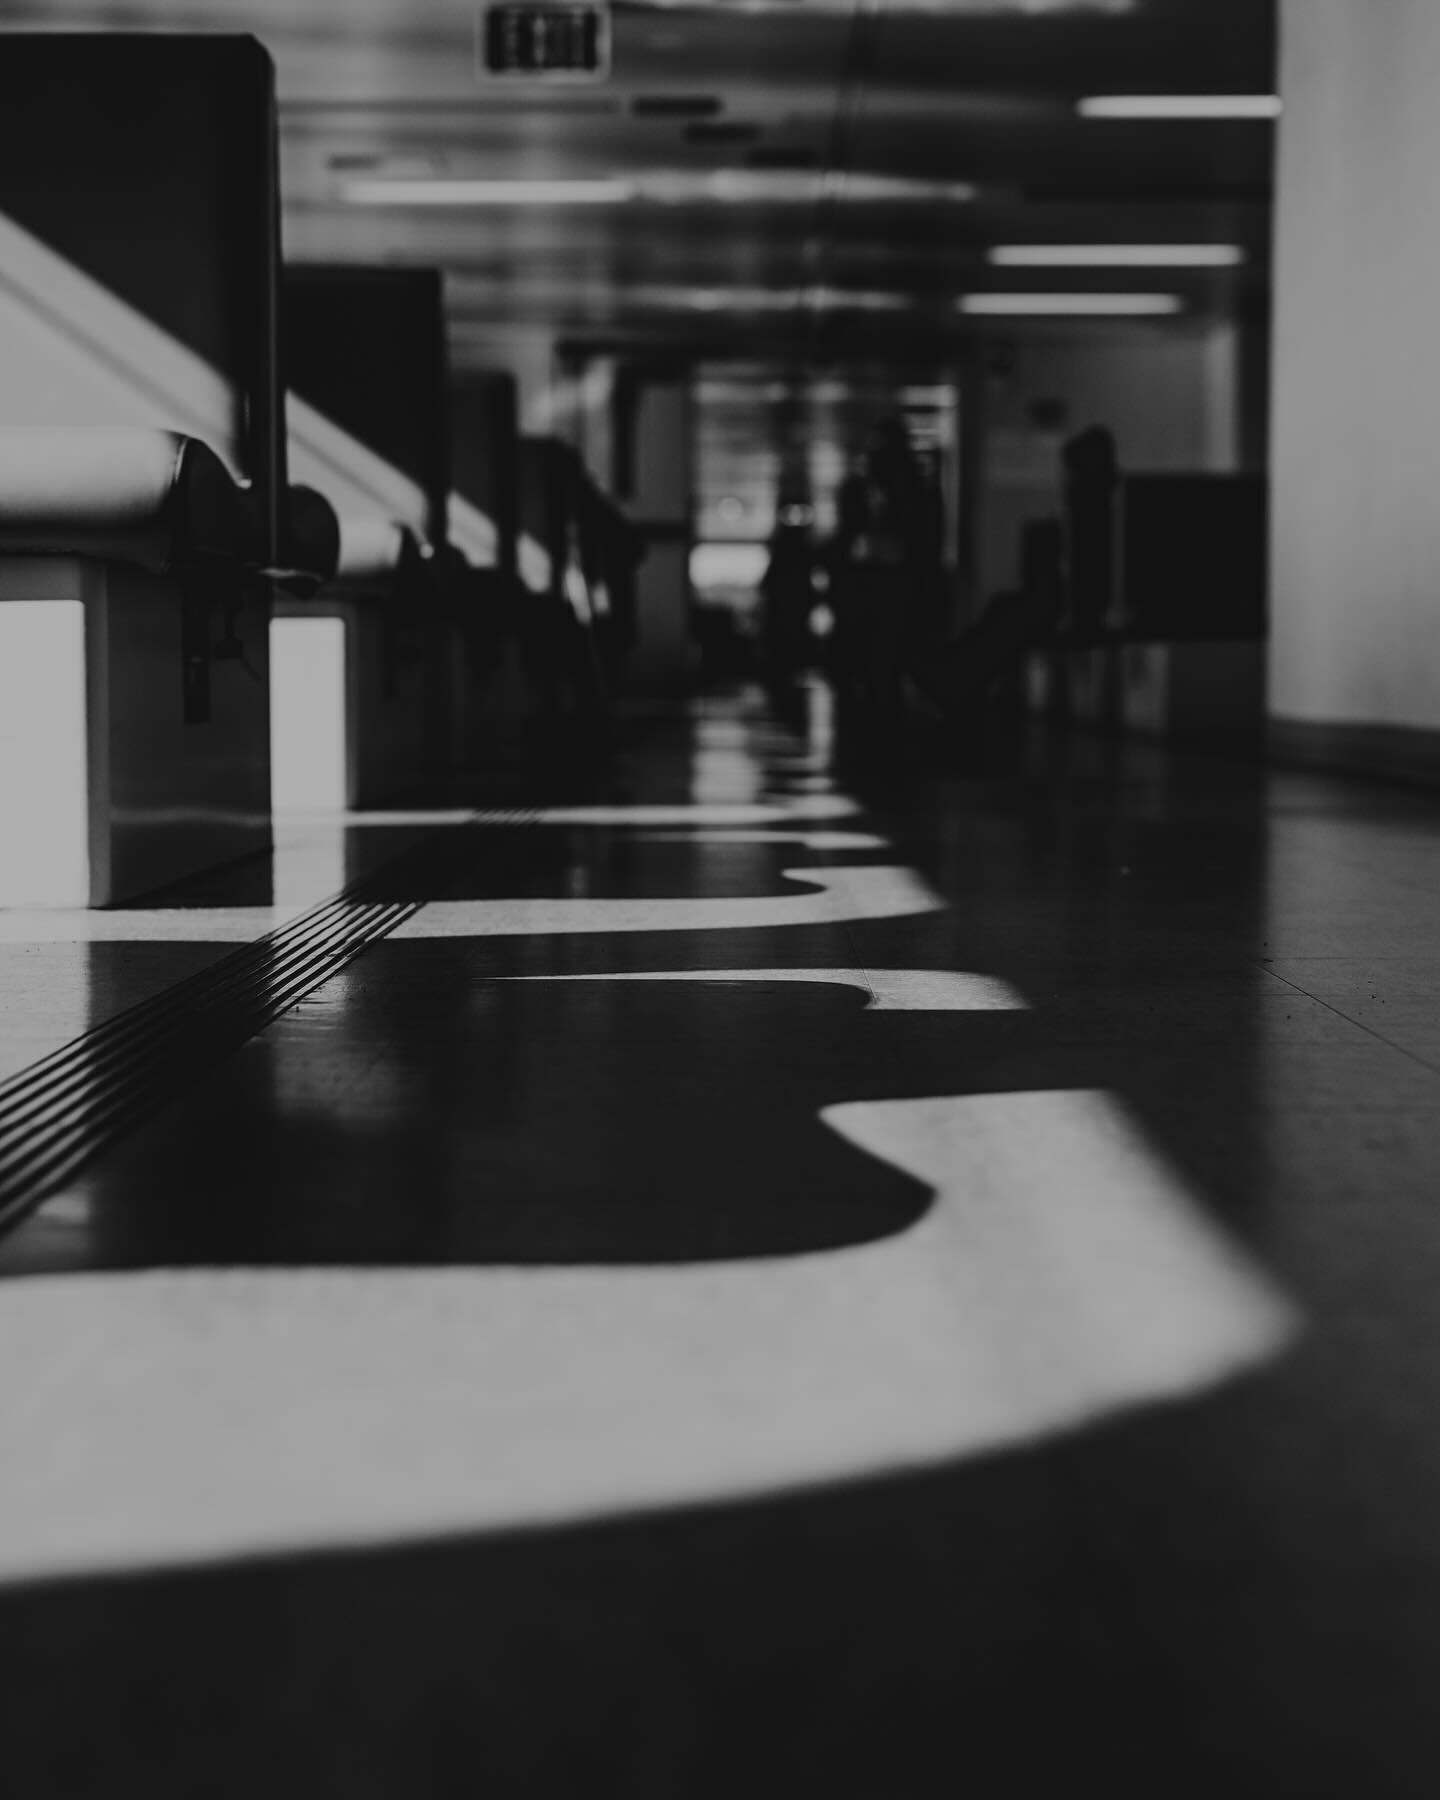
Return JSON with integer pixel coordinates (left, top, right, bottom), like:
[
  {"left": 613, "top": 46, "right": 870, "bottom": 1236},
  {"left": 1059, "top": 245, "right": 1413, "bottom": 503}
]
[
  {"left": 389, "top": 865, "right": 943, "bottom": 939},
  {"left": 497, "top": 799, "right": 861, "bottom": 825},
  {"left": 501, "top": 967, "right": 1026, "bottom": 1010},
  {"left": 630, "top": 829, "right": 890, "bottom": 849},
  {"left": 0, "top": 1089, "right": 1295, "bottom": 1584}
]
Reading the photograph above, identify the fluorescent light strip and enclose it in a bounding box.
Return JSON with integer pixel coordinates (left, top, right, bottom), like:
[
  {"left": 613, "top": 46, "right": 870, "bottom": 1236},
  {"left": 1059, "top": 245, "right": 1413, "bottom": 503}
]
[
  {"left": 958, "top": 293, "right": 1183, "bottom": 316},
  {"left": 808, "top": 285, "right": 913, "bottom": 311},
  {"left": 343, "top": 178, "right": 636, "bottom": 206},
  {"left": 988, "top": 244, "right": 1244, "bottom": 268},
  {"left": 689, "top": 170, "right": 978, "bottom": 205},
  {"left": 345, "top": 171, "right": 978, "bottom": 209},
  {"left": 1079, "top": 94, "right": 1281, "bottom": 120},
  {"left": 452, "top": 282, "right": 914, "bottom": 315},
  {"left": 678, "top": 285, "right": 913, "bottom": 313}
]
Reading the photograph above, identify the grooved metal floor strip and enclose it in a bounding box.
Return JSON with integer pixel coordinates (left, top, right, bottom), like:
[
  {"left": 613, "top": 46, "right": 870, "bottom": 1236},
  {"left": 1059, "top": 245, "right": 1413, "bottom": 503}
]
[{"left": 0, "top": 862, "right": 440, "bottom": 1240}]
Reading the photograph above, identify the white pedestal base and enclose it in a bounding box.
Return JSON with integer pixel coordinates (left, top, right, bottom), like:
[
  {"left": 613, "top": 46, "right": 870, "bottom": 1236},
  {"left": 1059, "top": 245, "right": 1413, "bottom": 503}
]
[
  {"left": 0, "top": 558, "right": 271, "bottom": 906},
  {"left": 272, "top": 595, "right": 428, "bottom": 813}
]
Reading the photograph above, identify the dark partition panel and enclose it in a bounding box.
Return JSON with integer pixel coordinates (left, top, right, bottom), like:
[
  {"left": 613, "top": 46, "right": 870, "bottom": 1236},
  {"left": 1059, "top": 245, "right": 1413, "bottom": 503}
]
[
  {"left": 1121, "top": 474, "right": 1268, "bottom": 641},
  {"left": 0, "top": 33, "right": 283, "bottom": 556},
  {"left": 284, "top": 266, "right": 450, "bottom": 546},
  {"left": 452, "top": 372, "right": 519, "bottom": 580}
]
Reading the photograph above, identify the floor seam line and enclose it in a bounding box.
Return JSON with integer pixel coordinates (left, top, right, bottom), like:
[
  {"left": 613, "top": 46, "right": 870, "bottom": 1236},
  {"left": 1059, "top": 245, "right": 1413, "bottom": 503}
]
[{"left": 1256, "top": 963, "right": 1440, "bottom": 1079}]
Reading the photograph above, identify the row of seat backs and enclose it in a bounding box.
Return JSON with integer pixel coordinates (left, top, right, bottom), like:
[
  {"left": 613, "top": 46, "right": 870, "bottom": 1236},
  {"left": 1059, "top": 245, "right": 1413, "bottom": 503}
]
[
  {"left": 0, "top": 31, "right": 633, "bottom": 608},
  {"left": 0, "top": 35, "right": 500, "bottom": 587},
  {"left": 1118, "top": 473, "right": 1267, "bottom": 642},
  {"left": 452, "top": 372, "right": 520, "bottom": 583},
  {"left": 1060, "top": 427, "right": 1267, "bottom": 642},
  {"left": 285, "top": 265, "right": 451, "bottom": 554},
  {"left": 0, "top": 33, "right": 284, "bottom": 559},
  {"left": 519, "top": 436, "right": 642, "bottom": 599}
]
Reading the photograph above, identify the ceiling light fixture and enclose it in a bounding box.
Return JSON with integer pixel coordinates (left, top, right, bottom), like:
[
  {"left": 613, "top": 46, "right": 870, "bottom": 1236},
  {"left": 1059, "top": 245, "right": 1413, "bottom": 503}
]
[
  {"left": 989, "top": 244, "right": 1244, "bottom": 267},
  {"left": 957, "top": 293, "right": 1184, "bottom": 315},
  {"left": 690, "top": 170, "right": 977, "bottom": 205},
  {"left": 638, "top": 285, "right": 913, "bottom": 313},
  {"left": 1078, "top": 95, "right": 1281, "bottom": 120},
  {"left": 806, "top": 286, "right": 914, "bottom": 312},
  {"left": 342, "top": 177, "right": 636, "bottom": 206},
  {"left": 344, "top": 171, "right": 979, "bottom": 209}
]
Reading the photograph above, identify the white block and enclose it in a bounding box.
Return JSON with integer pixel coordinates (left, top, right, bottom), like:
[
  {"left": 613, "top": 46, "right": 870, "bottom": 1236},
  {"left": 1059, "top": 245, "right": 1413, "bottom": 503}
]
[
  {"left": 270, "top": 613, "right": 347, "bottom": 814},
  {"left": 0, "top": 558, "right": 271, "bottom": 905}
]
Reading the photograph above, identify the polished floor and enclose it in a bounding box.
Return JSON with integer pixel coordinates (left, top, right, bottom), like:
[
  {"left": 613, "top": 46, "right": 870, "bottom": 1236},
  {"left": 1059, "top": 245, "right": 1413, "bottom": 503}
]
[{"left": 3, "top": 689, "right": 1440, "bottom": 1794}]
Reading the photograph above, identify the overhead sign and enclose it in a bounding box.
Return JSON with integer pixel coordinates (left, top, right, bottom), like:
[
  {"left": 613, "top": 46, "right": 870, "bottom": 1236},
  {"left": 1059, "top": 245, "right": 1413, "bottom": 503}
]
[{"left": 478, "top": 5, "right": 611, "bottom": 81}]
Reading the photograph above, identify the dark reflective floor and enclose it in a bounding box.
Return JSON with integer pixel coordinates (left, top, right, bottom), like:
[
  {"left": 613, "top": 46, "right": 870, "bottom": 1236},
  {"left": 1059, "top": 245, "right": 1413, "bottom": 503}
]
[{"left": 2, "top": 689, "right": 1440, "bottom": 1794}]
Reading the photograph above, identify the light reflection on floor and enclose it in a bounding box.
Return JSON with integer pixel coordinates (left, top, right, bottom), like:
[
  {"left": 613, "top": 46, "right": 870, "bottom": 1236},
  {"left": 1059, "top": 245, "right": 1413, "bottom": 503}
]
[
  {"left": 388, "top": 866, "right": 945, "bottom": 940},
  {"left": 0, "top": 1085, "right": 1295, "bottom": 1585},
  {"left": 500, "top": 967, "right": 1027, "bottom": 1010},
  {"left": 0, "top": 698, "right": 1305, "bottom": 1588}
]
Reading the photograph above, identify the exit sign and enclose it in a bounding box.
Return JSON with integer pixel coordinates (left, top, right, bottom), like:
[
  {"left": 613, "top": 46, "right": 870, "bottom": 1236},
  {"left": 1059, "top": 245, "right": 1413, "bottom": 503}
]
[{"left": 478, "top": 5, "right": 611, "bottom": 80}]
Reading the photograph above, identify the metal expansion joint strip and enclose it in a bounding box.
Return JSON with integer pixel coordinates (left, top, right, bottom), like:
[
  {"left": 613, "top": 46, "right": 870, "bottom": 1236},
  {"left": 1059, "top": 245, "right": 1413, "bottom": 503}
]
[{"left": 0, "top": 881, "right": 430, "bottom": 1239}]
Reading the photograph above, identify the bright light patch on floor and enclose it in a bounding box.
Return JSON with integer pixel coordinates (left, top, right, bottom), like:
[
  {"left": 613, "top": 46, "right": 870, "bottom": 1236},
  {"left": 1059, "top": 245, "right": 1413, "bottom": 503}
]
[
  {"left": 505, "top": 800, "right": 860, "bottom": 827},
  {"left": 501, "top": 968, "right": 1027, "bottom": 1010},
  {"left": 0, "top": 909, "right": 300, "bottom": 944},
  {"left": 0, "top": 1088, "right": 1293, "bottom": 1585},
  {"left": 390, "top": 865, "right": 943, "bottom": 939},
  {"left": 631, "top": 830, "right": 890, "bottom": 850},
  {"left": 0, "top": 602, "right": 88, "bottom": 906},
  {"left": 276, "top": 809, "right": 495, "bottom": 828},
  {"left": 270, "top": 617, "right": 347, "bottom": 814}
]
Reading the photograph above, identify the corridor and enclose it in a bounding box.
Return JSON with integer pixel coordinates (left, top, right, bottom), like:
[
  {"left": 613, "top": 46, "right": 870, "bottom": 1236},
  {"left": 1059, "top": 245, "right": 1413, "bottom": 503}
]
[{"left": 2, "top": 692, "right": 1439, "bottom": 1793}]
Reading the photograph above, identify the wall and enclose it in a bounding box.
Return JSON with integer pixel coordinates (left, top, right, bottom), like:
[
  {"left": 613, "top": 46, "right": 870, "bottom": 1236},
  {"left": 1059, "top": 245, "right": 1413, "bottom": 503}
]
[
  {"left": 974, "top": 323, "right": 1241, "bottom": 605},
  {"left": 1271, "top": 0, "right": 1440, "bottom": 734}
]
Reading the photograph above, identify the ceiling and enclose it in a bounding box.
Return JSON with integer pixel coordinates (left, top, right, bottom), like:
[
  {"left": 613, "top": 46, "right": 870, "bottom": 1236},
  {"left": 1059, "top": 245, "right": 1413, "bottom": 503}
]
[{"left": 0, "top": 0, "right": 1277, "bottom": 368}]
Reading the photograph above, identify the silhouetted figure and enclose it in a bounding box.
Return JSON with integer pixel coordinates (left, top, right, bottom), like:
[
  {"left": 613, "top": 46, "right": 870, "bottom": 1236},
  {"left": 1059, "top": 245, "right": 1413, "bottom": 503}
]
[
  {"left": 828, "top": 415, "right": 940, "bottom": 746},
  {"left": 759, "top": 521, "right": 815, "bottom": 702}
]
